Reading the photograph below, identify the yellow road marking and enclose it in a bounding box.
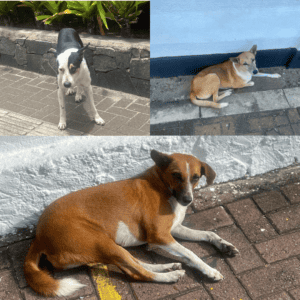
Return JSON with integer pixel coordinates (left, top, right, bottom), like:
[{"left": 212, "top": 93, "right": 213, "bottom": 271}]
[{"left": 91, "top": 264, "right": 122, "bottom": 300}]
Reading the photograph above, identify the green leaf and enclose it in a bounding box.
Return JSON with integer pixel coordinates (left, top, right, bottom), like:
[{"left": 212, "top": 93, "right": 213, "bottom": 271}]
[
  {"left": 35, "top": 14, "right": 52, "bottom": 20},
  {"left": 96, "top": 1, "right": 109, "bottom": 29}
]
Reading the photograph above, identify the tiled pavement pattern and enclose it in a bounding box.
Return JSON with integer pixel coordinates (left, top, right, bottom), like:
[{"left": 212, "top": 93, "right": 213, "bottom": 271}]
[
  {"left": 0, "top": 65, "right": 150, "bottom": 136},
  {"left": 150, "top": 67, "right": 300, "bottom": 135},
  {"left": 1, "top": 164, "right": 300, "bottom": 300}
]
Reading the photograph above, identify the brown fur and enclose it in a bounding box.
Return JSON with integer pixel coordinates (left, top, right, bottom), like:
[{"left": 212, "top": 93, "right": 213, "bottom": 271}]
[
  {"left": 24, "top": 151, "right": 215, "bottom": 297},
  {"left": 190, "top": 45, "right": 257, "bottom": 108}
]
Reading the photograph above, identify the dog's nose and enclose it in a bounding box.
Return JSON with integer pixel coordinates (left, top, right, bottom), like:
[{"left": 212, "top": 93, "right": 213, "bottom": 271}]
[
  {"left": 182, "top": 195, "right": 193, "bottom": 206},
  {"left": 64, "top": 82, "right": 71, "bottom": 88},
  {"left": 253, "top": 69, "right": 258, "bottom": 75}
]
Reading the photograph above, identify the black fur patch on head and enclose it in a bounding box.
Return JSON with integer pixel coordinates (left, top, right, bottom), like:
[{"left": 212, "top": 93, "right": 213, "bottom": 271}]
[{"left": 68, "top": 51, "right": 83, "bottom": 74}]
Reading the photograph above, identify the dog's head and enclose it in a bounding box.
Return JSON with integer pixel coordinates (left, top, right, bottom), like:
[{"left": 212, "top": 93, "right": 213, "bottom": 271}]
[
  {"left": 57, "top": 44, "right": 90, "bottom": 88},
  {"left": 230, "top": 45, "right": 258, "bottom": 74},
  {"left": 151, "top": 150, "right": 216, "bottom": 207}
]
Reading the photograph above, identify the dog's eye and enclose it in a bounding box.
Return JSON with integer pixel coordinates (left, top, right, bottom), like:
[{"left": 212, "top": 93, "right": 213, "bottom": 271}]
[
  {"left": 172, "top": 173, "right": 183, "bottom": 181},
  {"left": 70, "top": 67, "right": 77, "bottom": 74},
  {"left": 243, "top": 63, "right": 248, "bottom": 66},
  {"left": 192, "top": 174, "right": 200, "bottom": 182},
  {"left": 59, "top": 68, "right": 64, "bottom": 72}
]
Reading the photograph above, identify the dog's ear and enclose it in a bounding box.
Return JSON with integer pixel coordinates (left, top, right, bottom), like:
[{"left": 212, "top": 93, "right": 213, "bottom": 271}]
[
  {"left": 151, "top": 150, "right": 173, "bottom": 170},
  {"left": 48, "top": 48, "right": 57, "bottom": 57},
  {"left": 230, "top": 57, "right": 240, "bottom": 64},
  {"left": 78, "top": 43, "right": 90, "bottom": 57},
  {"left": 249, "top": 45, "right": 257, "bottom": 55},
  {"left": 199, "top": 161, "right": 216, "bottom": 185}
]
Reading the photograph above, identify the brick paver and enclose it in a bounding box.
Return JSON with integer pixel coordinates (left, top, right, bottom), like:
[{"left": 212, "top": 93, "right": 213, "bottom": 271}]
[
  {"left": 1, "top": 166, "right": 300, "bottom": 299},
  {"left": 252, "top": 191, "right": 288, "bottom": 213},
  {"left": 227, "top": 198, "right": 278, "bottom": 242},
  {"left": 281, "top": 183, "right": 300, "bottom": 203},
  {"left": 0, "top": 65, "right": 150, "bottom": 136},
  {"left": 268, "top": 204, "right": 300, "bottom": 233},
  {"left": 239, "top": 258, "right": 300, "bottom": 299},
  {"left": 255, "top": 231, "right": 300, "bottom": 263}
]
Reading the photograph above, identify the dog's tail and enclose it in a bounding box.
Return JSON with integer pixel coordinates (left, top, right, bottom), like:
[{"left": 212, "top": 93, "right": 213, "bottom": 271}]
[
  {"left": 190, "top": 92, "right": 226, "bottom": 109},
  {"left": 24, "top": 239, "right": 85, "bottom": 297}
]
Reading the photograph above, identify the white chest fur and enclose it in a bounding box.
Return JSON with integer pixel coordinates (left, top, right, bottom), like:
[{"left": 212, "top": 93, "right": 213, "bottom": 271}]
[
  {"left": 115, "top": 221, "right": 145, "bottom": 247},
  {"left": 232, "top": 62, "right": 252, "bottom": 83},
  {"left": 169, "top": 197, "right": 188, "bottom": 231}
]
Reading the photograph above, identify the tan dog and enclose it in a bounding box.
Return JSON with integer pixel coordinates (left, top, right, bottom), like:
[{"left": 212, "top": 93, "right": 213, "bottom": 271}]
[
  {"left": 24, "top": 150, "right": 239, "bottom": 297},
  {"left": 190, "top": 45, "right": 281, "bottom": 108}
]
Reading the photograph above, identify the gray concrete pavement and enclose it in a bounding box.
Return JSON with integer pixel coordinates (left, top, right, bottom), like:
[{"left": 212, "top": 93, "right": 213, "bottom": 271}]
[{"left": 150, "top": 67, "right": 300, "bottom": 135}]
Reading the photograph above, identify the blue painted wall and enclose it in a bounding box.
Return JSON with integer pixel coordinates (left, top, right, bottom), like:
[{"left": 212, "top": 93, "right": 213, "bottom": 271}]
[{"left": 151, "top": 0, "right": 300, "bottom": 58}]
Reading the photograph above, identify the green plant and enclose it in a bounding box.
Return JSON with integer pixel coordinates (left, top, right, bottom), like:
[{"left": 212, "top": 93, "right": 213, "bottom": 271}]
[
  {"left": 35, "top": 1, "right": 68, "bottom": 25},
  {"left": 18, "top": 1, "right": 44, "bottom": 14},
  {"left": 0, "top": 1, "right": 20, "bottom": 16},
  {"left": 0, "top": 1, "right": 20, "bottom": 26},
  {"left": 104, "top": 1, "right": 147, "bottom": 29},
  {"left": 66, "top": 1, "right": 108, "bottom": 34}
]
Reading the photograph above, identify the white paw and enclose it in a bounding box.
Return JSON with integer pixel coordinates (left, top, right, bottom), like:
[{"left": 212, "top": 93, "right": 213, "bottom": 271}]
[
  {"left": 169, "top": 270, "right": 186, "bottom": 282},
  {"left": 224, "top": 89, "right": 232, "bottom": 96},
  {"left": 171, "top": 263, "right": 182, "bottom": 270},
  {"left": 58, "top": 122, "right": 66, "bottom": 130},
  {"left": 95, "top": 116, "right": 105, "bottom": 125},
  {"left": 75, "top": 94, "right": 83, "bottom": 103},
  {"left": 219, "top": 240, "right": 239, "bottom": 256},
  {"left": 207, "top": 269, "right": 223, "bottom": 281},
  {"left": 220, "top": 103, "right": 228, "bottom": 108},
  {"left": 66, "top": 88, "right": 75, "bottom": 95},
  {"left": 273, "top": 73, "right": 281, "bottom": 78}
]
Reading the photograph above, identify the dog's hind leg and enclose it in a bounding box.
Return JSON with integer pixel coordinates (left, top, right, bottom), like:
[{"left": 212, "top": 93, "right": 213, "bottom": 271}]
[
  {"left": 190, "top": 74, "right": 229, "bottom": 108},
  {"left": 75, "top": 86, "right": 84, "bottom": 103},
  {"left": 138, "top": 261, "right": 182, "bottom": 272},
  {"left": 57, "top": 88, "right": 67, "bottom": 130},
  {"left": 214, "top": 89, "right": 233, "bottom": 102},
  {"left": 103, "top": 243, "right": 185, "bottom": 282},
  {"left": 84, "top": 85, "right": 105, "bottom": 125}
]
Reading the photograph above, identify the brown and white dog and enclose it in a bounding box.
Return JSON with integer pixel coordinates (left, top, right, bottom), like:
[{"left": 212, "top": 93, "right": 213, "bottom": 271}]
[
  {"left": 24, "top": 150, "right": 238, "bottom": 297},
  {"left": 190, "top": 45, "right": 281, "bottom": 108}
]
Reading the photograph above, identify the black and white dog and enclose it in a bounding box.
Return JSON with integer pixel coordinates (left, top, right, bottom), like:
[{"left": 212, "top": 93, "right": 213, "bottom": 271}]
[{"left": 53, "top": 28, "right": 105, "bottom": 130}]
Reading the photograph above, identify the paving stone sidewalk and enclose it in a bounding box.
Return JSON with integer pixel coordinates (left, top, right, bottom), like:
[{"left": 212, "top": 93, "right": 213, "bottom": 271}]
[
  {"left": 0, "top": 65, "right": 150, "bottom": 136},
  {"left": 1, "top": 164, "right": 300, "bottom": 300},
  {"left": 150, "top": 67, "right": 300, "bottom": 135}
]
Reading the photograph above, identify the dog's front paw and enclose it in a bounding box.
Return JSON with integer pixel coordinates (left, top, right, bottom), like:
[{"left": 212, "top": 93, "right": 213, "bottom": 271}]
[
  {"left": 95, "top": 116, "right": 105, "bottom": 125},
  {"left": 66, "top": 88, "right": 75, "bottom": 95},
  {"left": 75, "top": 94, "right": 83, "bottom": 103},
  {"left": 273, "top": 73, "right": 281, "bottom": 78},
  {"left": 206, "top": 268, "right": 223, "bottom": 281},
  {"left": 219, "top": 240, "right": 239, "bottom": 256},
  {"left": 58, "top": 122, "right": 67, "bottom": 130},
  {"left": 219, "top": 103, "right": 228, "bottom": 108}
]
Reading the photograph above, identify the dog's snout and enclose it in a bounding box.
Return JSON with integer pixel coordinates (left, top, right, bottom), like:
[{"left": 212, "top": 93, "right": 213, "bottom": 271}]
[
  {"left": 64, "top": 81, "right": 71, "bottom": 88},
  {"left": 182, "top": 195, "right": 193, "bottom": 206},
  {"left": 253, "top": 69, "right": 258, "bottom": 75}
]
